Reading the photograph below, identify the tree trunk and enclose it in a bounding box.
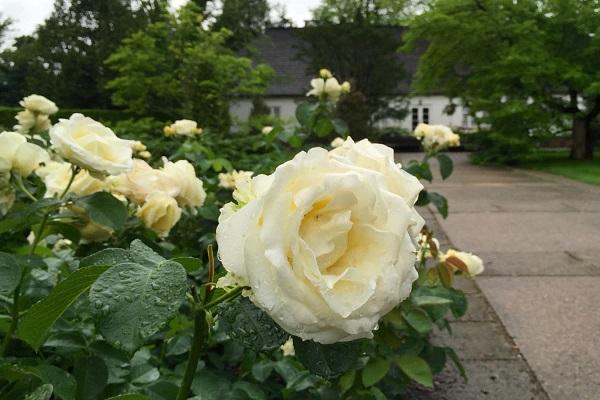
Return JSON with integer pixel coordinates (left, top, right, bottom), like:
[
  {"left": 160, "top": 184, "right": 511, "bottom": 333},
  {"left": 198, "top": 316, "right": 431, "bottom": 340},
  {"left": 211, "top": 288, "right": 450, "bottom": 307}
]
[{"left": 570, "top": 117, "right": 592, "bottom": 160}]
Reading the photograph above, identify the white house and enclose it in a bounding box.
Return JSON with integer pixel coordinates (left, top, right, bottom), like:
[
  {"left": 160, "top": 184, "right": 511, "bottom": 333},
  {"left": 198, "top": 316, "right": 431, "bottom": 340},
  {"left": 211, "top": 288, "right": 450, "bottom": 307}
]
[{"left": 230, "top": 28, "right": 475, "bottom": 132}]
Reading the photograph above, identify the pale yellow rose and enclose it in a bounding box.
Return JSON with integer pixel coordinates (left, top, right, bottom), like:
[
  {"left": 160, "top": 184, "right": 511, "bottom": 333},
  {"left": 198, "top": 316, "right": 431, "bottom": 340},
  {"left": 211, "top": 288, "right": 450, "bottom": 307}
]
[
  {"left": 136, "top": 194, "right": 182, "bottom": 238},
  {"left": 49, "top": 113, "right": 133, "bottom": 175},
  {"left": 280, "top": 337, "right": 295, "bottom": 356},
  {"left": 218, "top": 170, "right": 254, "bottom": 190},
  {"left": 169, "top": 119, "right": 202, "bottom": 137},
  {"left": 37, "top": 161, "right": 105, "bottom": 197},
  {"left": 11, "top": 142, "right": 50, "bottom": 177},
  {"left": 261, "top": 126, "right": 273, "bottom": 135},
  {"left": 307, "top": 77, "right": 342, "bottom": 102},
  {"left": 107, "top": 159, "right": 179, "bottom": 205},
  {"left": 19, "top": 94, "right": 58, "bottom": 115},
  {"left": 340, "top": 81, "right": 351, "bottom": 94},
  {"left": 14, "top": 110, "right": 36, "bottom": 133},
  {"left": 216, "top": 137, "right": 424, "bottom": 344},
  {"left": 161, "top": 158, "right": 206, "bottom": 212},
  {"left": 319, "top": 69, "right": 333, "bottom": 79}
]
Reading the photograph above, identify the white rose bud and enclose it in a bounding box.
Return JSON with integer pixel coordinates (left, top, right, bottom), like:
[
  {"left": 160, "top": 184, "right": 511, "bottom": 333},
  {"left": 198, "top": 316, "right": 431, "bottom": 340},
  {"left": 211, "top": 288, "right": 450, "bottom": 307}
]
[
  {"left": 49, "top": 113, "right": 133, "bottom": 175},
  {"left": 261, "top": 126, "right": 273, "bottom": 135},
  {"left": 443, "top": 249, "right": 484, "bottom": 277},
  {"left": 319, "top": 68, "right": 333, "bottom": 79},
  {"left": 280, "top": 337, "right": 295, "bottom": 356},
  {"left": 216, "top": 137, "right": 424, "bottom": 344},
  {"left": 19, "top": 94, "right": 59, "bottom": 115},
  {"left": 330, "top": 137, "right": 345, "bottom": 148},
  {"left": 137, "top": 194, "right": 182, "bottom": 238},
  {"left": 161, "top": 158, "right": 206, "bottom": 212}
]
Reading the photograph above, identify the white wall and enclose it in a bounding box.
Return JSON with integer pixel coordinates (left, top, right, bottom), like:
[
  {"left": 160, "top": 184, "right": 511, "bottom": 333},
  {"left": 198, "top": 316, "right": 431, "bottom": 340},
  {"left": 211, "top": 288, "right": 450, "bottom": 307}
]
[{"left": 230, "top": 95, "right": 476, "bottom": 131}]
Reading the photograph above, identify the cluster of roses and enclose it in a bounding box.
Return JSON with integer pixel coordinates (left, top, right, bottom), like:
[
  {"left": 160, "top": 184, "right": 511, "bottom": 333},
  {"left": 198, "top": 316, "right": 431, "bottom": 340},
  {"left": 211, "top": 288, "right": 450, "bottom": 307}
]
[
  {"left": 163, "top": 119, "right": 203, "bottom": 138},
  {"left": 14, "top": 94, "right": 59, "bottom": 135},
  {"left": 413, "top": 122, "right": 461, "bottom": 153},
  {"left": 1, "top": 95, "right": 206, "bottom": 241},
  {"left": 307, "top": 68, "right": 351, "bottom": 103}
]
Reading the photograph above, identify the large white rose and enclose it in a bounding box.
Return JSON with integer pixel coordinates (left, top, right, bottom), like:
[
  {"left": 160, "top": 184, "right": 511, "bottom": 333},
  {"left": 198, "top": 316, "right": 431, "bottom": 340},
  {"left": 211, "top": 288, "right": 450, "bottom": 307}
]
[
  {"left": 216, "top": 138, "right": 424, "bottom": 344},
  {"left": 49, "top": 114, "right": 133, "bottom": 175},
  {"left": 20, "top": 94, "right": 59, "bottom": 115},
  {"left": 161, "top": 158, "right": 206, "bottom": 212},
  {"left": 107, "top": 159, "right": 180, "bottom": 205}
]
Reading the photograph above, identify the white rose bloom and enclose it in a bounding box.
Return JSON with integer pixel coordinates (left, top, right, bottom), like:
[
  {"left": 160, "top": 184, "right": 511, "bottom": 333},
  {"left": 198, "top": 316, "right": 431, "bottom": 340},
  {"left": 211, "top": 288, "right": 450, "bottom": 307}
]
[
  {"left": 19, "top": 94, "right": 59, "bottom": 115},
  {"left": 443, "top": 249, "right": 484, "bottom": 277},
  {"left": 330, "top": 137, "right": 345, "bottom": 148},
  {"left": 161, "top": 158, "right": 206, "bottom": 212},
  {"left": 0, "top": 131, "right": 49, "bottom": 176},
  {"left": 216, "top": 137, "right": 424, "bottom": 344},
  {"left": 261, "top": 126, "right": 273, "bottom": 135},
  {"left": 107, "top": 160, "right": 180, "bottom": 205},
  {"left": 37, "top": 161, "right": 106, "bottom": 197},
  {"left": 14, "top": 110, "right": 36, "bottom": 133},
  {"left": 49, "top": 113, "right": 133, "bottom": 175},
  {"left": 136, "top": 193, "right": 182, "bottom": 238},
  {"left": 171, "top": 119, "right": 201, "bottom": 137},
  {"left": 307, "top": 77, "right": 342, "bottom": 102},
  {"left": 413, "top": 123, "right": 460, "bottom": 152}
]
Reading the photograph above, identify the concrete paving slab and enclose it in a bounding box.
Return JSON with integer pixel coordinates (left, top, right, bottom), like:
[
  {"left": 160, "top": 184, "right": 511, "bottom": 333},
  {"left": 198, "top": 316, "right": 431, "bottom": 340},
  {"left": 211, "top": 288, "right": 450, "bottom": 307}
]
[
  {"left": 477, "top": 251, "right": 600, "bottom": 276},
  {"left": 437, "top": 211, "right": 600, "bottom": 253},
  {"left": 408, "top": 360, "right": 550, "bottom": 400},
  {"left": 432, "top": 322, "right": 519, "bottom": 360},
  {"left": 478, "top": 277, "right": 600, "bottom": 400}
]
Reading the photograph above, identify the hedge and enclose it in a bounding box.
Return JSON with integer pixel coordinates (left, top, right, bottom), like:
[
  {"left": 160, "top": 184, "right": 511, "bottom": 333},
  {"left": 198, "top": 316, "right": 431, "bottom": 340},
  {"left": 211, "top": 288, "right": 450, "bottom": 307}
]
[{"left": 0, "top": 107, "right": 132, "bottom": 130}]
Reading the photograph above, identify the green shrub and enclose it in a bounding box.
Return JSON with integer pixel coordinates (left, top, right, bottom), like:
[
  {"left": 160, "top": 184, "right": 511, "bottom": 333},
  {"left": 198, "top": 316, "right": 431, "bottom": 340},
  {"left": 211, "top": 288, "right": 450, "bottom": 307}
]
[{"left": 465, "top": 130, "right": 533, "bottom": 165}]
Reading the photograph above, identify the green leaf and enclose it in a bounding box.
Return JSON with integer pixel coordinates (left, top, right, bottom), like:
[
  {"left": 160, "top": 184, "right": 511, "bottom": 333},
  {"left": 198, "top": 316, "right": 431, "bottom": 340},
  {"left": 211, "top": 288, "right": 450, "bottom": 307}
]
[
  {"left": 18, "top": 265, "right": 109, "bottom": 351},
  {"left": 191, "top": 370, "right": 232, "bottom": 397},
  {"left": 338, "top": 370, "right": 356, "bottom": 393},
  {"left": 217, "top": 297, "right": 288, "bottom": 352},
  {"left": 395, "top": 355, "right": 433, "bottom": 387},
  {"left": 89, "top": 260, "right": 187, "bottom": 352},
  {"left": 401, "top": 307, "right": 433, "bottom": 335},
  {"left": 0, "top": 252, "right": 21, "bottom": 296},
  {"left": 292, "top": 337, "right": 361, "bottom": 378},
  {"left": 404, "top": 160, "right": 432, "bottom": 182},
  {"left": 24, "top": 384, "right": 53, "bottom": 400},
  {"left": 171, "top": 257, "right": 202, "bottom": 273},
  {"left": 129, "top": 239, "right": 165, "bottom": 267},
  {"left": 79, "top": 247, "right": 131, "bottom": 268},
  {"left": 232, "top": 381, "right": 267, "bottom": 400},
  {"left": 422, "top": 346, "right": 447, "bottom": 375},
  {"left": 75, "top": 192, "right": 127, "bottom": 231},
  {"left": 105, "top": 395, "right": 149, "bottom": 400},
  {"left": 0, "top": 197, "right": 62, "bottom": 234},
  {"left": 428, "top": 192, "right": 448, "bottom": 218},
  {"left": 296, "top": 102, "right": 317, "bottom": 126},
  {"left": 415, "top": 189, "right": 430, "bottom": 206},
  {"left": 314, "top": 117, "right": 334, "bottom": 137},
  {"left": 436, "top": 153, "right": 454, "bottom": 179},
  {"left": 74, "top": 356, "right": 108, "bottom": 400},
  {"left": 251, "top": 361, "right": 274, "bottom": 382},
  {"left": 445, "top": 347, "right": 467, "bottom": 381},
  {"left": 26, "top": 364, "right": 77, "bottom": 400},
  {"left": 361, "top": 358, "right": 390, "bottom": 387},
  {"left": 332, "top": 118, "right": 349, "bottom": 135}
]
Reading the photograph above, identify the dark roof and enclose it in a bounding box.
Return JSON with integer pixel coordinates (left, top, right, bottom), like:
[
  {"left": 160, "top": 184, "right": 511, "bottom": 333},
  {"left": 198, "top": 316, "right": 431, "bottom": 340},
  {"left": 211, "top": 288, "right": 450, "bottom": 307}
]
[{"left": 251, "top": 27, "right": 423, "bottom": 97}]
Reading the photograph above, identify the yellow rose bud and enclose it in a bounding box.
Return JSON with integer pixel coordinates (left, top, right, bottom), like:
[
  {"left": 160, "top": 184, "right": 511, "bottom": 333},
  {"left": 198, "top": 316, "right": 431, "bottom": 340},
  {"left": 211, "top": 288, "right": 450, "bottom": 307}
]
[
  {"left": 163, "top": 126, "right": 175, "bottom": 137},
  {"left": 319, "top": 69, "right": 333, "bottom": 79},
  {"left": 137, "top": 194, "right": 182, "bottom": 238},
  {"left": 341, "top": 81, "right": 351, "bottom": 94}
]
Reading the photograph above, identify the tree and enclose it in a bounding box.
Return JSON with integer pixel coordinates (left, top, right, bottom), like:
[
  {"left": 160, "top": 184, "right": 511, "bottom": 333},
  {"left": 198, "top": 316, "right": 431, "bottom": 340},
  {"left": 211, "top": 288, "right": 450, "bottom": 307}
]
[
  {"left": 404, "top": 0, "right": 600, "bottom": 160},
  {"left": 211, "top": 0, "right": 269, "bottom": 50},
  {"left": 0, "top": 0, "right": 164, "bottom": 108},
  {"left": 105, "top": 3, "right": 273, "bottom": 131},
  {"left": 299, "top": 1, "right": 412, "bottom": 134},
  {"left": 0, "top": 13, "right": 11, "bottom": 47},
  {"left": 312, "top": 0, "right": 423, "bottom": 24}
]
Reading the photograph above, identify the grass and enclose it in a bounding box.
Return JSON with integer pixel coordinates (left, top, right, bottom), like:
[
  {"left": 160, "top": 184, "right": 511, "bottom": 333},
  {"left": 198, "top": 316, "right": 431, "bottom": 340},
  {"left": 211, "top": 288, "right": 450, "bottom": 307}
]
[{"left": 522, "top": 148, "right": 600, "bottom": 186}]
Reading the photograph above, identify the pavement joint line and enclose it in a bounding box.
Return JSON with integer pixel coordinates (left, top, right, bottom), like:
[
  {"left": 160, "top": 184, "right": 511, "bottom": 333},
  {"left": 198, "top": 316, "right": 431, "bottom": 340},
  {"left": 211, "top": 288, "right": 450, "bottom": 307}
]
[{"left": 426, "top": 204, "right": 552, "bottom": 400}]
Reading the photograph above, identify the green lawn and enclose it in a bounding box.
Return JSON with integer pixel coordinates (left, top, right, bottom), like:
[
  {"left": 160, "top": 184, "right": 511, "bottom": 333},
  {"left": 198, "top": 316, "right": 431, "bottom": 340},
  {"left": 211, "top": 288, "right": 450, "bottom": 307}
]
[{"left": 522, "top": 149, "right": 600, "bottom": 186}]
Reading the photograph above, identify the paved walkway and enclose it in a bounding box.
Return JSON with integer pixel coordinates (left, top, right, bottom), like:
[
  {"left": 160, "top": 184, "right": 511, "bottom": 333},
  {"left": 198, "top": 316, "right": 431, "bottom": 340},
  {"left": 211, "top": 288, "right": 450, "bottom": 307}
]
[{"left": 399, "top": 153, "right": 600, "bottom": 400}]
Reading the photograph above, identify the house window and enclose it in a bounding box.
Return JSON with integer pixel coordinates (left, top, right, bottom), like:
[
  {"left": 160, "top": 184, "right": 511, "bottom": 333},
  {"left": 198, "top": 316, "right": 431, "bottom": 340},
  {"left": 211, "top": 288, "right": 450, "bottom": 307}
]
[
  {"left": 462, "top": 108, "right": 470, "bottom": 127},
  {"left": 270, "top": 106, "right": 281, "bottom": 117},
  {"left": 422, "top": 107, "right": 429, "bottom": 124},
  {"left": 411, "top": 108, "right": 419, "bottom": 130}
]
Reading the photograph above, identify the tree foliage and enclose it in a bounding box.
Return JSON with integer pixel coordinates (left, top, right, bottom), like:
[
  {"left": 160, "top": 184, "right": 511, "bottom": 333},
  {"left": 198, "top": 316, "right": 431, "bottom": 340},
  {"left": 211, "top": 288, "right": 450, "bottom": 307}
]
[
  {"left": 0, "top": 0, "right": 164, "bottom": 108},
  {"left": 105, "top": 3, "right": 273, "bottom": 131},
  {"left": 404, "top": 0, "right": 600, "bottom": 160}
]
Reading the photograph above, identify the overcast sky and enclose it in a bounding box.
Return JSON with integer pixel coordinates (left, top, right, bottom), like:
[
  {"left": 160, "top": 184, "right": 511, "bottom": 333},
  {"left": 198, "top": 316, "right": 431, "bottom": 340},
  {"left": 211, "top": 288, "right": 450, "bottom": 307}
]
[{"left": 0, "top": 0, "right": 322, "bottom": 46}]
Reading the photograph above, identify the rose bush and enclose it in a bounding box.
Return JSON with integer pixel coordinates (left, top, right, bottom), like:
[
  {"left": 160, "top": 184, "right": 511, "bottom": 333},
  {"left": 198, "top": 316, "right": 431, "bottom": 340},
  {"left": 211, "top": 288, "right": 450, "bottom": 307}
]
[{"left": 0, "top": 75, "right": 483, "bottom": 400}]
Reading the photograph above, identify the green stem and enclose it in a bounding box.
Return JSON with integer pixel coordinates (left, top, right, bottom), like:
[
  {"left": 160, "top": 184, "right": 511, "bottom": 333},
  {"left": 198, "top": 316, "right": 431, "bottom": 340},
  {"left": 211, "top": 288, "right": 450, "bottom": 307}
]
[
  {"left": 13, "top": 174, "right": 37, "bottom": 202},
  {"left": 200, "top": 286, "right": 244, "bottom": 310},
  {"left": 59, "top": 165, "right": 78, "bottom": 199},
  {"left": 176, "top": 309, "right": 207, "bottom": 400},
  {"left": 0, "top": 277, "right": 22, "bottom": 357}
]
